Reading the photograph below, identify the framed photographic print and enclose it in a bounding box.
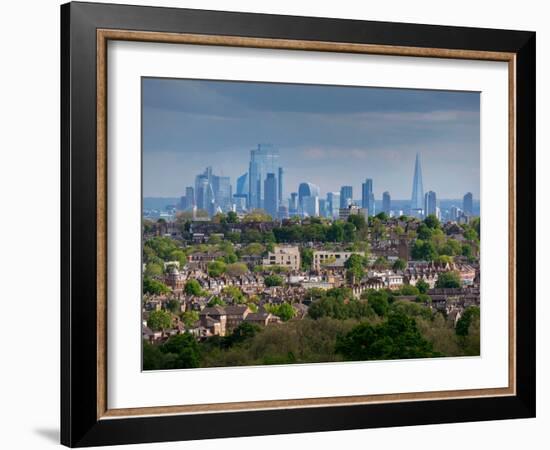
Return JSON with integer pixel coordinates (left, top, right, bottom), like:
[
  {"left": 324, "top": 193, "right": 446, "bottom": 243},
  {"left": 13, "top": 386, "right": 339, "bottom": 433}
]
[{"left": 60, "top": 2, "right": 536, "bottom": 447}]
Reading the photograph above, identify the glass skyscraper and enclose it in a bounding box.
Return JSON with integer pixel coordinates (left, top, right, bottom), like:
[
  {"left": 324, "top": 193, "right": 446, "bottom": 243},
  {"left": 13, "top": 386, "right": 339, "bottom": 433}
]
[
  {"left": 424, "top": 190, "right": 437, "bottom": 217},
  {"left": 340, "top": 186, "right": 353, "bottom": 209},
  {"left": 361, "top": 178, "right": 375, "bottom": 216},
  {"left": 248, "top": 144, "right": 280, "bottom": 210},
  {"left": 263, "top": 173, "right": 278, "bottom": 218},
  {"left": 410, "top": 153, "right": 424, "bottom": 217},
  {"left": 463, "top": 192, "right": 473, "bottom": 216},
  {"left": 382, "top": 191, "right": 391, "bottom": 214},
  {"left": 298, "top": 182, "right": 320, "bottom": 215}
]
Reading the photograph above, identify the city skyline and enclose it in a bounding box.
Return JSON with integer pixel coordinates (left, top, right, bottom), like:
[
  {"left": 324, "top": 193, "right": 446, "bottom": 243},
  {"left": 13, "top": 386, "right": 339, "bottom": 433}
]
[{"left": 143, "top": 78, "right": 480, "bottom": 199}]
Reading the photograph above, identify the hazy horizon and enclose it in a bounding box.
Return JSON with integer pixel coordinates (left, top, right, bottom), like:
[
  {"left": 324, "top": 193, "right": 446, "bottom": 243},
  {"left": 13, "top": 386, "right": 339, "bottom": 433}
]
[{"left": 143, "top": 78, "right": 480, "bottom": 200}]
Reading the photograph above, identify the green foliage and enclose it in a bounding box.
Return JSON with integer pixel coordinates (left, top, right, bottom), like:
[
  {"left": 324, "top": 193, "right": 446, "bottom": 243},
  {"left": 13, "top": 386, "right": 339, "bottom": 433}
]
[
  {"left": 226, "top": 211, "right": 239, "bottom": 223},
  {"left": 336, "top": 311, "right": 438, "bottom": 361},
  {"left": 417, "top": 223, "right": 433, "bottom": 241},
  {"left": 456, "top": 306, "right": 480, "bottom": 337},
  {"left": 147, "top": 310, "right": 172, "bottom": 331},
  {"left": 222, "top": 286, "right": 245, "bottom": 303},
  {"left": 347, "top": 214, "right": 367, "bottom": 231},
  {"left": 440, "top": 238, "right": 462, "bottom": 256},
  {"left": 145, "top": 262, "right": 163, "bottom": 277},
  {"left": 166, "top": 299, "right": 180, "bottom": 313},
  {"left": 225, "top": 262, "right": 248, "bottom": 277},
  {"left": 160, "top": 333, "right": 200, "bottom": 369},
  {"left": 300, "top": 248, "right": 313, "bottom": 270},
  {"left": 399, "top": 284, "right": 420, "bottom": 296},
  {"left": 243, "top": 209, "right": 272, "bottom": 222},
  {"left": 375, "top": 212, "right": 389, "bottom": 221},
  {"left": 181, "top": 310, "right": 199, "bottom": 327},
  {"left": 424, "top": 214, "right": 441, "bottom": 229},
  {"left": 207, "top": 296, "right": 226, "bottom": 307},
  {"left": 264, "top": 274, "right": 284, "bottom": 287},
  {"left": 415, "top": 279, "right": 430, "bottom": 294},
  {"left": 367, "top": 290, "right": 390, "bottom": 316},
  {"left": 207, "top": 260, "right": 227, "bottom": 277},
  {"left": 411, "top": 239, "right": 437, "bottom": 261},
  {"left": 266, "top": 303, "right": 295, "bottom": 322},
  {"left": 436, "top": 271, "right": 462, "bottom": 288},
  {"left": 392, "top": 258, "right": 407, "bottom": 271},
  {"left": 241, "top": 242, "right": 265, "bottom": 256},
  {"left": 308, "top": 288, "right": 374, "bottom": 320},
  {"left": 223, "top": 322, "right": 262, "bottom": 348},
  {"left": 184, "top": 279, "right": 203, "bottom": 296},
  {"left": 143, "top": 277, "right": 171, "bottom": 295}
]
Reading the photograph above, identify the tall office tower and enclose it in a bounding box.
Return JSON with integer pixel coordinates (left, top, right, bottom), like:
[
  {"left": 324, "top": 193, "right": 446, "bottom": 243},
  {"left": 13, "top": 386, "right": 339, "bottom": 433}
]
[
  {"left": 463, "top": 192, "right": 473, "bottom": 216},
  {"left": 195, "top": 167, "right": 215, "bottom": 215},
  {"left": 450, "top": 206, "right": 462, "bottom": 222},
  {"left": 424, "top": 190, "right": 437, "bottom": 217},
  {"left": 361, "top": 178, "right": 375, "bottom": 216},
  {"left": 327, "top": 192, "right": 341, "bottom": 218},
  {"left": 278, "top": 167, "right": 284, "bottom": 204},
  {"left": 289, "top": 192, "right": 298, "bottom": 215},
  {"left": 318, "top": 198, "right": 328, "bottom": 218},
  {"left": 213, "top": 175, "right": 232, "bottom": 213},
  {"left": 248, "top": 144, "right": 280, "bottom": 210},
  {"left": 382, "top": 191, "right": 391, "bottom": 214},
  {"left": 278, "top": 205, "right": 289, "bottom": 220},
  {"left": 298, "top": 182, "right": 320, "bottom": 215},
  {"left": 340, "top": 185, "right": 353, "bottom": 209},
  {"left": 233, "top": 172, "right": 249, "bottom": 211},
  {"left": 410, "top": 153, "right": 425, "bottom": 217},
  {"left": 185, "top": 186, "right": 195, "bottom": 207},
  {"left": 302, "top": 196, "right": 320, "bottom": 217},
  {"left": 263, "top": 173, "right": 278, "bottom": 219}
]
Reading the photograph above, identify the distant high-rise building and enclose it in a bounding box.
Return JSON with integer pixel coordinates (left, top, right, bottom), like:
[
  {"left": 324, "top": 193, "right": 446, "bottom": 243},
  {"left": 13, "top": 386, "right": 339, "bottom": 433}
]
[
  {"left": 263, "top": 173, "right": 278, "bottom": 218},
  {"left": 424, "top": 191, "right": 437, "bottom": 217},
  {"left": 289, "top": 192, "right": 298, "bottom": 214},
  {"left": 213, "top": 175, "right": 232, "bottom": 212},
  {"left": 278, "top": 167, "right": 284, "bottom": 204},
  {"left": 450, "top": 206, "right": 462, "bottom": 222},
  {"left": 302, "top": 196, "right": 320, "bottom": 217},
  {"left": 340, "top": 186, "right": 353, "bottom": 209},
  {"left": 234, "top": 172, "right": 249, "bottom": 211},
  {"left": 327, "top": 192, "right": 341, "bottom": 218},
  {"left": 463, "top": 192, "right": 473, "bottom": 216},
  {"left": 248, "top": 144, "right": 280, "bottom": 210},
  {"left": 410, "top": 153, "right": 424, "bottom": 217},
  {"left": 195, "top": 167, "right": 215, "bottom": 215},
  {"left": 382, "top": 191, "right": 391, "bottom": 214},
  {"left": 318, "top": 199, "right": 328, "bottom": 218},
  {"left": 185, "top": 186, "right": 195, "bottom": 207},
  {"left": 298, "top": 182, "right": 320, "bottom": 215},
  {"left": 361, "top": 178, "right": 375, "bottom": 216},
  {"left": 277, "top": 205, "right": 289, "bottom": 220}
]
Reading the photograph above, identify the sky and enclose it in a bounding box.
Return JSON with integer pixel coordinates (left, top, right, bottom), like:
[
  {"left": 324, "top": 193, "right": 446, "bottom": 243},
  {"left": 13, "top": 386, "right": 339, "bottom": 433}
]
[{"left": 142, "top": 77, "right": 480, "bottom": 200}]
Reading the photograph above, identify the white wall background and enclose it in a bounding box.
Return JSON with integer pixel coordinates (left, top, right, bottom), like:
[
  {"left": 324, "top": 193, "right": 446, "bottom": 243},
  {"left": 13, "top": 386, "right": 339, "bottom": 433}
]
[{"left": 0, "top": 0, "right": 546, "bottom": 448}]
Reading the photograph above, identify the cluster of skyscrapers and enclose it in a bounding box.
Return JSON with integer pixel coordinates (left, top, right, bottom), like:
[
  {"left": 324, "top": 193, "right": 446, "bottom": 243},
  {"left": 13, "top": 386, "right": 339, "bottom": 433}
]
[{"left": 177, "top": 145, "right": 476, "bottom": 222}]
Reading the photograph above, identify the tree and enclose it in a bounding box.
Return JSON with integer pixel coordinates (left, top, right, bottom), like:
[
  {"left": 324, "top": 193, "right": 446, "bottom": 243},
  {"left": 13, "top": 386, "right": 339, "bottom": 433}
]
[
  {"left": 223, "top": 322, "right": 262, "bottom": 347},
  {"left": 424, "top": 214, "right": 441, "bottom": 229},
  {"left": 268, "top": 303, "right": 295, "bottom": 322},
  {"left": 183, "top": 279, "right": 202, "bottom": 296},
  {"left": 142, "top": 341, "right": 166, "bottom": 370},
  {"left": 264, "top": 274, "right": 284, "bottom": 287},
  {"left": 243, "top": 209, "right": 272, "bottom": 222},
  {"left": 343, "top": 222, "right": 356, "bottom": 242},
  {"left": 301, "top": 248, "right": 313, "bottom": 270},
  {"left": 392, "top": 258, "right": 407, "bottom": 271},
  {"left": 147, "top": 310, "right": 172, "bottom": 331},
  {"left": 226, "top": 211, "right": 239, "bottom": 223},
  {"left": 435, "top": 271, "right": 461, "bottom": 288},
  {"left": 181, "top": 310, "right": 199, "bottom": 327},
  {"left": 344, "top": 253, "right": 364, "bottom": 282},
  {"left": 145, "top": 262, "right": 163, "bottom": 277},
  {"left": 415, "top": 279, "right": 430, "bottom": 294},
  {"left": 375, "top": 211, "right": 389, "bottom": 221},
  {"left": 367, "top": 290, "right": 389, "bottom": 316},
  {"left": 417, "top": 223, "right": 433, "bottom": 241},
  {"left": 207, "top": 296, "right": 226, "bottom": 307},
  {"left": 411, "top": 239, "right": 437, "bottom": 261},
  {"left": 326, "top": 222, "right": 345, "bottom": 242},
  {"left": 241, "top": 242, "right": 265, "bottom": 256},
  {"left": 225, "top": 262, "right": 248, "bottom": 277},
  {"left": 161, "top": 333, "right": 200, "bottom": 369},
  {"left": 335, "top": 311, "right": 437, "bottom": 361},
  {"left": 222, "top": 285, "right": 245, "bottom": 303},
  {"left": 143, "top": 277, "right": 171, "bottom": 295},
  {"left": 207, "top": 260, "right": 227, "bottom": 277},
  {"left": 456, "top": 306, "right": 480, "bottom": 336},
  {"left": 399, "top": 284, "right": 420, "bottom": 296},
  {"left": 347, "top": 214, "right": 367, "bottom": 231}
]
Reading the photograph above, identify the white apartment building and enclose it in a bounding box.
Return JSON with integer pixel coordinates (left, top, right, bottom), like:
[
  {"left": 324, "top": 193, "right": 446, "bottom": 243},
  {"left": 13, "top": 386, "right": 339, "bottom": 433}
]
[
  {"left": 313, "top": 251, "right": 365, "bottom": 271},
  {"left": 262, "top": 246, "right": 301, "bottom": 271}
]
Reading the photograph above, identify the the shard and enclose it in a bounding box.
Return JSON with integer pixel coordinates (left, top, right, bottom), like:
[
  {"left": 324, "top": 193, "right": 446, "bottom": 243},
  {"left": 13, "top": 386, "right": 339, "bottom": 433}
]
[{"left": 410, "top": 153, "right": 424, "bottom": 215}]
